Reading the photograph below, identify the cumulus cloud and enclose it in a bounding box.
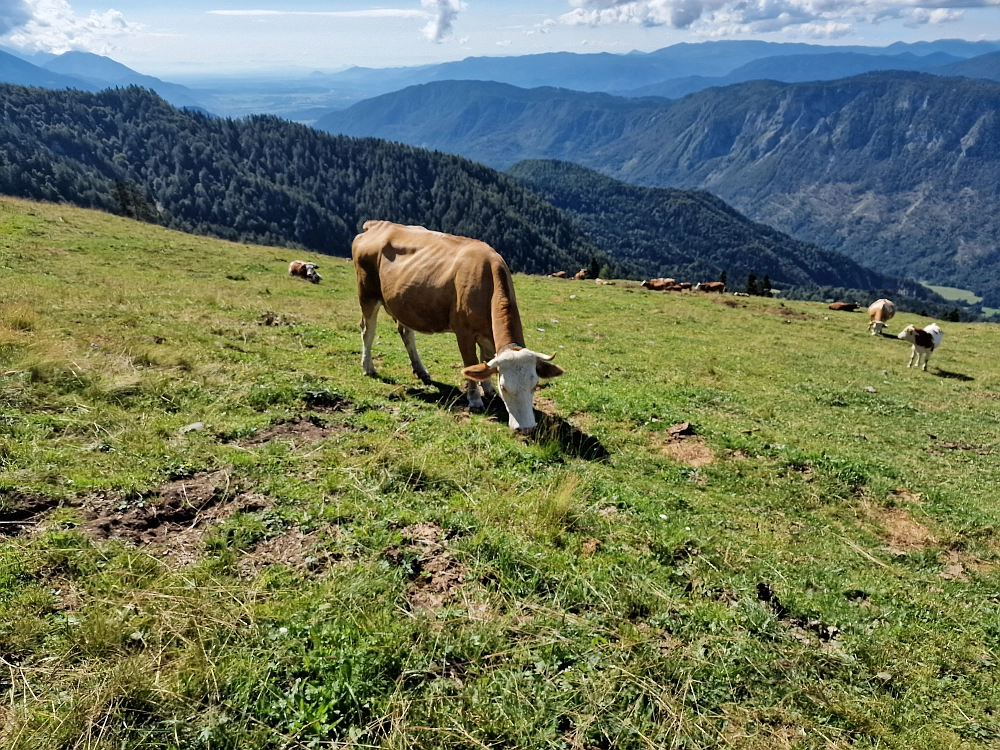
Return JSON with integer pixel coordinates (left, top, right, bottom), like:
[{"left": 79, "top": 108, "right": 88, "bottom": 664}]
[
  {"left": 422, "top": 0, "right": 465, "bottom": 43},
  {"left": 209, "top": 9, "right": 429, "bottom": 19},
  {"left": 559, "top": 0, "right": 999, "bottom": 36},
  {"left": 0, "top": 0, "right": 32, "bottom": 35},
  {"left": 1, "top": 0, "right": 141, "bottom": 54}
]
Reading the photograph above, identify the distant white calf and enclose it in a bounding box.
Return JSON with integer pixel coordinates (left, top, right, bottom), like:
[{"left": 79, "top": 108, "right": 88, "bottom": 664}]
[
  {"left": 867, "top": 299, "right": 896, "bottom": 335},
  {"left": 897, "top": 323, "right": 943, "bottom": 370}
]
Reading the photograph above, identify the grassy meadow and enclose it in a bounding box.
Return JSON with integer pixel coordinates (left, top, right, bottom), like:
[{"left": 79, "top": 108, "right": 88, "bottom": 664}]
[{"left": 2, "top": 196, "right": 1000, "bottom": 749}]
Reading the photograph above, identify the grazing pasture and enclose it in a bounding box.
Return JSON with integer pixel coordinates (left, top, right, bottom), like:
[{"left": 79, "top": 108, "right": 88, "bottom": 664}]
[{"left": 1, "top": 197, "right": 999, "bottom": 749}]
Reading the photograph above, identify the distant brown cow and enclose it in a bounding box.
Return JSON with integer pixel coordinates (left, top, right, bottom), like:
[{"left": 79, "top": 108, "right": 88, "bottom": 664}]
[
  {"left": 828, "top": 301, "right": 859, "bottom": 312},
  {"left": 694, "top": 282, "right": 725, "bottom": 293},
  {"left": 867, "top": 299, "right": 896, "bottom": 335},
  {"left": 289, "top": 260, "right": 321, "bottom": 284},
  {"left": 573, "top": 269, "right": 587, "bottom": 280},
  {"left": 595, "top": 278, "right": 614, "bottom": 285},
  {"left": 641, "top": 278, "right": 675, "bottom": 291},
  {"left": 550, "top": 271, "right": 567, "bottom": 278},
  {"left": 677, "top": 282, "right": 692, "bottom": 290}
]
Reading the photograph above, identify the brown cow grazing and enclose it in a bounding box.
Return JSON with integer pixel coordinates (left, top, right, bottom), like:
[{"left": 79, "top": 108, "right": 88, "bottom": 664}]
[
  {"left": 289, "top": 260, "right": 322, "bottom": 283},
  {"left": 867, "top": 299, "right": 896, "bottom": 335},
  {"left": 573, "top": 269, "right": 587, "bottom": 280},
  {"left": 550, "top": 271, "right": 567, "bottom": 278},
  {"left": 694, "top": 282, "right": 725, "bottom": 293},
  {"left": 677, "top": 282, "right": 693, "bottom": 290},
  {"left": 898, "top": 323, "right": 943, "bottom": 370},
  {"left": 828, "top": 301, "right": 859, "bottom": 312},
  {"left": 352, "top": 221, "right": 564, "bottom": 430}
]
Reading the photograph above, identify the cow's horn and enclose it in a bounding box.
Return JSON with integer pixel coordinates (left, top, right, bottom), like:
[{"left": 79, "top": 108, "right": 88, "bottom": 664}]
[{"left": 536, "top": 352, "right": 556, "bottom": 362}]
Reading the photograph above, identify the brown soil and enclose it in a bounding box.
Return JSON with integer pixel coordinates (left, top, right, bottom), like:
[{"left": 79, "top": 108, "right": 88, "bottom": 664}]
[
  {"left": 764, "top": 306, "right": 810, "bottom": 320},
  {"left": 0, "top": 492, "right": 64, "bottom": 536},
  {"left": 867, "top": 504, "right": 936, "bottom": 555},
  {"left": 889, "top": 488, "right": 922, "bottom": 504},
  {"left": 241, "top": 416, "right": 332, "bottom": 447},
  {"left": 384, "top": 522, "right": 465, "bottom": 614},
  {"left": 660, "top": 434, "right": 714, "bottom": 468},
  {"left": 82, "top": 471, "right": 270, "bottom": 566},
  {"left": 239, "top": 525, "right": 339, "bottom": 577}
]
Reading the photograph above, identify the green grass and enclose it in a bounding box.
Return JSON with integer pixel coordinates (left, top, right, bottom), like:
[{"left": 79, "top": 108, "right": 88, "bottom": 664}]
[
  {"left": 920, "top": 282, "right": 983, "bottom": 305},
  {"left": 2, "top": 196, "right": 1000, "bottom": 749}
]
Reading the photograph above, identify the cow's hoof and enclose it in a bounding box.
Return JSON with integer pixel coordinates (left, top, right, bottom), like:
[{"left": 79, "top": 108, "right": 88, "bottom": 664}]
[
  {"left": 416, "top": 372, "right": 433, "bottom": 384},
  {"left": 468, "top": 401, "right": 485, "bottom": 413}
]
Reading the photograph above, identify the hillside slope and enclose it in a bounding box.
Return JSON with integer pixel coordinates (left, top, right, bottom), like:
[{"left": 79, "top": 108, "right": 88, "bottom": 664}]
[
  {"left": 2, "top": 196, "right": 999, "bottom": 748},
  {"left": 506, "top": 159, "right": 901, "bottom": 290},
  {"left": 0, "top": 84, "right": 606, "bottom": 275},
  {"left": 318, "top": 74, "right": 1000, "bottom": 305}
]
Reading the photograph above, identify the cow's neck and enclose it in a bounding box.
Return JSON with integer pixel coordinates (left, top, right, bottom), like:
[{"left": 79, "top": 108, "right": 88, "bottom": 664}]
[{"left": 491, "top": 264, "right": 525, "bottom": 352}]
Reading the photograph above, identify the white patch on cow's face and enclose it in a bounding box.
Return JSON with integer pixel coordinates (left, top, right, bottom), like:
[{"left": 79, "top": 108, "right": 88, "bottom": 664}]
[{"left": 490, "top": 348, "right": 540, "bottom": 431}]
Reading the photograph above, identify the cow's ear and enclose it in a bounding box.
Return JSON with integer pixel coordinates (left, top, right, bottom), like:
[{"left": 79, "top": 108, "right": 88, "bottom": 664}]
[
  {"left": 463, "top": 363, "right": 499, "bottom": 381},
  {"left": 536, "top": 360, "right": 564, "bottom": 379}
]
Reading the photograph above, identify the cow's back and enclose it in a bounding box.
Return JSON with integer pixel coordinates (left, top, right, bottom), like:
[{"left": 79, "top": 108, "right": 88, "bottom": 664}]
[{"left": 352, "top": 221, "right": 507, "bottom": 336}]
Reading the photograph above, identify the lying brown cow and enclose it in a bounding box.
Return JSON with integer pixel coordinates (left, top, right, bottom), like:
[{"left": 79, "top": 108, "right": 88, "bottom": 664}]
[
  {"left": 352, "top": 221, "right": 564, "bottom": 430},
  {"left": 641, "top": 278, "right": 676, "bottom": 291},
  {"left": 288, "top": 260, "right": 321, "bottom": 283},
  {"left": 694, "top": 282, "right": 725, "bottom": 293},
  {"left": 550, "top": 271, "right": 567, "bottom": 278},
  {"left": 829, "top": 301, "right": 859, "bottom": 312},
  {"left": 573, "top": 269, "right": 587, "bottom": 280}
]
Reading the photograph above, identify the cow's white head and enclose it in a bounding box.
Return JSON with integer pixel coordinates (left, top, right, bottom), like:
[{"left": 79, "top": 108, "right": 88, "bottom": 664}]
[
  {"left": 897, "top": 325, "right": 917, "bottom": 342},
  {"left": 462, "top": 346, "right": 564, "bottom": 431},
  {"left": 871, "top": 320, "right": 887, "bottom": 336},
  {"left": 305, "top": 264, "right": 322, "bottom": 284}
]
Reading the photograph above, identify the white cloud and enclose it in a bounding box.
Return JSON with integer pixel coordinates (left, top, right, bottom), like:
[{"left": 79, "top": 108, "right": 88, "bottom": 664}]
[
  {"left": 1, "top": 0, "right": 141, "bottom": 54},
  {"left": 422, "top": 0, "right": 465, "bottom": 43},
  {"left": 208, "top": 9, "right": 430, "bottom": 19},
  {"left": 559, "top": 0, "right": 999, "bottom": 36}
]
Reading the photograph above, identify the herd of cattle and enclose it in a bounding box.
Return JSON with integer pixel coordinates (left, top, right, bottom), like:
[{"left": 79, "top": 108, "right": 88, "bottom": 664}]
[{"left": 286, "top": 223, "right": 946, "bottom": 430}]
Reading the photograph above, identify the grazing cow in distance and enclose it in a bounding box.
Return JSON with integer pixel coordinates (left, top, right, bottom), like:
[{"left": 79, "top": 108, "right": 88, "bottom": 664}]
[
  {"left": 867, "top": 299, "right": 896, "bottom": 335},
  {"left": 828, "top": 301, "right": 859, "bottom": 312},
  {"left": 641, "top": 278, "right": 675, "bottom": 291},
  {"left": 694, "top": 282, "right": 725, "bottom": 293},
  {"left": 351, "top": 221, "right": 564, "bottom": 431},
  {"left": 289, "top": 260, "right": 322, "bottom": 284},
  {"left": 898, "top": 324, "right": 943, "bottom": 371},
  {"left": 677, "top": 282, "right": 692, "bottom": 290}
]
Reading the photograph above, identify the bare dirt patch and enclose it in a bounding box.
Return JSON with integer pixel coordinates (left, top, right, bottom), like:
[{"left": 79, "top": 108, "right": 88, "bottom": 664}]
[
  {"left": 82, "top": 471, "right": 271, "bottom": 566},
  {"left": 866, "top": 504, "right": 936, "bottom": 555},
  {"left": 926, "top": 440, "right": 993, "bottom": 456},
  {"left": 239, "top": 525, "right": 339, "bottom": 577},
  {"left": 384, "top": 522, "right": 465, "bottom": 615},
  {"left": 764, "top": 306, "right": 810, "bottom": 320},
  {"left": 658, "top": 423, "right": 714, "bottom": 468},
  {"left": 0, "top": 492, "right": 64, "bottom": 536},
  {"left": 241, "top": 416, "right": 332, "bottom": 447},
  {"left": 889, "top": 488, "right": 922, "bottom": 505}
]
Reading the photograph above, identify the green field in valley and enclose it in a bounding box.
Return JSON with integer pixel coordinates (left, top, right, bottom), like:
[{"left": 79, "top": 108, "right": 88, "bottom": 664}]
[{"left": 2, "top": 197, "right": 1000, "bottom": 749}]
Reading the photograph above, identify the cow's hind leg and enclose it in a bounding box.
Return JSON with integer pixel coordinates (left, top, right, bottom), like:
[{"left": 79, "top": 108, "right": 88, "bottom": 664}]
[
  {"left": 477, "top": 337, "right": 497, "bottom": 398},
  {"left": 361, "top": 302, "right": 380, "bottom": 377},
  {"left": 458, "top": 333, "right": 485, "bottom": 411},
  {"left": 398, "top": 323, "right": 431, "bottom": 383}
]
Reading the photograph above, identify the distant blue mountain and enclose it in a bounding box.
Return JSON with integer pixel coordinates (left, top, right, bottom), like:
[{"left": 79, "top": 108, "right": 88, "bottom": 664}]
[
  {"left": 0, "top": 48, "right": 95, "bottom": 91},
  {"left": 43, "top": 52, "right": 208, "bottom": 111},
  {"left": 624, "top": 51, "right": 963, "bottom": 98}
]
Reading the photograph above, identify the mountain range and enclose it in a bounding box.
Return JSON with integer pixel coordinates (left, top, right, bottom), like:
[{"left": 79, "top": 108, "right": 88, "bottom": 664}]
[
  {"left": 0, "top": 83, "right": 928, "bottom": 299},
  {"left": 317, "top": 73, "right": 1000, "bottom": 306}
]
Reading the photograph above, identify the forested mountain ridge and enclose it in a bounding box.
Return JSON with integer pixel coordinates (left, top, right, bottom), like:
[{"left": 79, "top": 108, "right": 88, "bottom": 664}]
[
  {"left": 0, "top": 84, "right": 609, "bottom": 275},
  {"left": 505, "top": 159, "right": 902, "bottom": 291},
  {"left": 318, "top": 73, "right": 1000, "bottom": 306}
]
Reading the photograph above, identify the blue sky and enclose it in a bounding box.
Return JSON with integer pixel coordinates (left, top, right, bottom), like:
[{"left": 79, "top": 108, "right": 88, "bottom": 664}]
[{"left": 2, "top": 1, "right": 999, "bottom": 76}]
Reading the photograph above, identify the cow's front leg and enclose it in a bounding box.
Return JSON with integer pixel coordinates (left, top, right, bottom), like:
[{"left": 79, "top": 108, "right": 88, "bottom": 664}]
[
  {"left": 908, "top": 347, "right": 917, "bottom": 368},
  {"left": 398, "top": 323, "right": 431, "bottom": 382},
  {"left": 478, "top": 338, "right": 497, "bottom": 398},
  {"left": 361, "top": 303, "right": 380, "bottom": 377},
  {"left": 457, "top": 333, "right": 485, "bottom": 411}
]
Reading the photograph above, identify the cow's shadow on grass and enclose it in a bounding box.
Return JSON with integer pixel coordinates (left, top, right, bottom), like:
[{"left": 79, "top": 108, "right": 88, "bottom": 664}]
[
  {"left": 934, "top": 369, "right": 974, "bottom": 382},
  {"left": 404, "top": 378, "right": 609, "bottom": 461}
]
